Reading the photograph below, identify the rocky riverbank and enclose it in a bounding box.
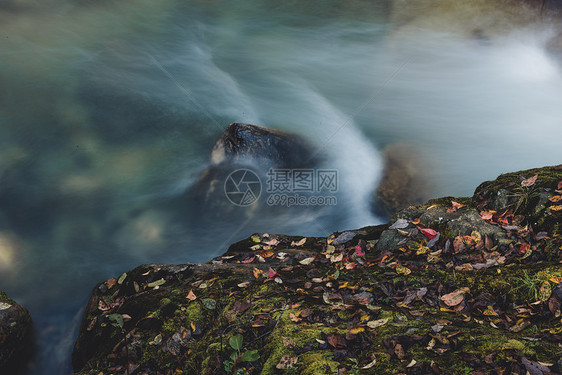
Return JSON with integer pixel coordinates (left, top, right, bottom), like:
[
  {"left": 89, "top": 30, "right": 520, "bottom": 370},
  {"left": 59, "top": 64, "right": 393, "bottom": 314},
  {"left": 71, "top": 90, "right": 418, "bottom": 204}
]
[{"left": 72, "top": 165, "right": 562, "bottom": 374}]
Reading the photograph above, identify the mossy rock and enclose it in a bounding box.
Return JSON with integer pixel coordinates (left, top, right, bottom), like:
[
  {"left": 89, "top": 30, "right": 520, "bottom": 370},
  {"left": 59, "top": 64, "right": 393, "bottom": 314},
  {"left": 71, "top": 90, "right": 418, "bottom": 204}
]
[
  {"left": 72, "top": 166, "right": 562, "bottom": 375},
  {"left": 0, "top": 291, "right": 33, "bottom": 372},
  {"left": 473, "top": 165, "right": 562, "bottom": 234}
]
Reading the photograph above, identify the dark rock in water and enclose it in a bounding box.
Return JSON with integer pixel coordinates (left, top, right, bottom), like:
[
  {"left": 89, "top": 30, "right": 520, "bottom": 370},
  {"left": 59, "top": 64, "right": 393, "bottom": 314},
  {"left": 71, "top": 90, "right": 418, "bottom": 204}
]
[
  {"left": 210, "top": 123, "right": 315, "bottom": 169},
  {"left": 72, "top": 165, "right": 562, "bottom": 375},
  {"left": 373, "top": 143, "right": 431, "bottom": 218},
  {"left": 0, "top": 291, "right": 33, "bottom": 373},
  {"left": 183, "top": 123, "right": 319, "bottom": 220}
]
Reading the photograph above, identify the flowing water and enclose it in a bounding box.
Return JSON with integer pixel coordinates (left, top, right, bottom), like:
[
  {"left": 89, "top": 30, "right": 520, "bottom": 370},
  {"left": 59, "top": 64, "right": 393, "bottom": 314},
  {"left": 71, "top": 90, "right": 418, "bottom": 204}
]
[{"left": 1, "top": 1, "right": 562, "bottom": 373}]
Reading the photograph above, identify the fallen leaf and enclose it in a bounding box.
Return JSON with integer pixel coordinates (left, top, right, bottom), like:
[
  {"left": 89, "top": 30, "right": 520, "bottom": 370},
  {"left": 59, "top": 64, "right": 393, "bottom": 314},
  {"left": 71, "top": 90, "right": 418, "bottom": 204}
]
[
  {"left": 480, "top": 210, "right": 495, "bottom": 221},
  {"left": 253, "top": 268, "right": 264, "bottom": 279},
  {"left": 149, "top": 333, "right": 162, "bottom": 345},
  {"left": 394, "top": 343, "right": 405, "bottom": 359},
  {"left": 106, "top": 278, "right": 117, "bottom": 289},
  {"left": 539, "top": 281, "right": 552, "bottom": 302},
  {"left": 389, "top": 219, "right": 409, "bottom": 230},
  {"left": 241, "top": 256, "right": 255, "bottom": 264},
  {"left": 268, "top": 268, "right": 278, "bottom": 278},
  {"left": 237, "top": 282, "right": 250, "bottom": 288},
  {"left": 362, "top": 356, "right": 377, "bottom": 369},
  {"left": 186, "top": 290, "right": 197, "bottom": 301},
  {"left": 406, "top": 359, "right": 417, "bottom": 368},
  {"left": 0, "top": 302, "right": 12, "bottom": 310},
  {"left": 549, "top": 195, "right": 562, "bottom": 203},
  {"left": 441, "top": 288, "right": 469, "bottom": 307},
  {"left": 299, "top": 257, "right": 315, "bottom": 265},
  {"left": 327, "top": 333, "right": 346, "bottom": 348},
  {"left": 251, "top": 235, "right": 261, "bottom": 243},
  {"left": 395, "top": 265, "right": 411, "bottom": 275},
  {"left": 282, "top": 337, "right": 296, "bottom": 348},
  {"left": 519, "top": 242, "right": 530, "bottom": 254},
  {"left": 447, "top": 201, "right": 465, "bottom": 213},
  {"left": 366, "top": 318, "right": 389, "bottom": 329},
  {"left": 117, "top": 273, "right": 127, "bottom": 285},
  {"left": 550, "top": 205, "right": 562, "bottom": 211},
  {"left": 549, "top": 276, "right": 562, "bottom": 284},
  {"left": 291, "top": 237, "right": 307, "bottom": 247},
  {"left": 264, "top": 238, "right": 279, "bottom": 246},
  {"left": 261, "top": 250, "right": 275, "bottom": 258},
  {"left": 419, "top": 227, "right": 437, "bottom": 240},
  {"left": 276, "top": 354, "right": 298, "bottom": 370},
  {"left": 349, "top": 327, "right": 365, "bottom": 334},
  {"left": 148, "top": 279, "right": 165, "bottom": 288},
  {"left": 521, "top": 174, "right": 538, "bottom": 187},
  {"left": 355, "top": 244, "right": 365, "bottom": 256},
  {"left": 201, "top": 298, "right": 216, "bottom": 310}
]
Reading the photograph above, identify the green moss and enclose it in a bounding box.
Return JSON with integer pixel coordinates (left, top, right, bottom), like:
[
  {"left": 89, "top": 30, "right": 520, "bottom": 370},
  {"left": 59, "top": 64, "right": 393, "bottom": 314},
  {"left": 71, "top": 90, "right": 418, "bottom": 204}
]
[
  {"left": 298, "top": 352, "right": 339, "bottom": 375},
  {"left": 0, "top": 290, "right": 15, "bottom": 304}
]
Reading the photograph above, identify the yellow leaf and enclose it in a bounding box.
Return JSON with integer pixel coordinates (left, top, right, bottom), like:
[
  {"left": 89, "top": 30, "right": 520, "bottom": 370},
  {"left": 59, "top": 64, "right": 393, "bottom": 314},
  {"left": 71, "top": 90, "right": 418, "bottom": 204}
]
[
  {"left": 550, "top": 205, "right": 562, "bottom": 211},
  {"left": 349, "top": 327, "right": 365, "bottom": 334},
  {"left": 549, "top": 276, "right": 562, "bottom": 284},
  {"left": 549, "top": 195, "right": 562, "bottom": 203},
  {"left": 396, "top": 265, "right": 411, "bottom": 275},
  {"left": 539, "top": 280, "right": 552, "bottom": 302}
]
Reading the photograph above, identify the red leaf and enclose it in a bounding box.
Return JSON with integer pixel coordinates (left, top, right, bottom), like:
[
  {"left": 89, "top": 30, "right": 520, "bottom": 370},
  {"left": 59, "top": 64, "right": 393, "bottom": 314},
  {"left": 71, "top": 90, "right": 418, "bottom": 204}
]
[
  {"left": 268, "top": 268, "right": 278, "bottom": 278},
  {"left": 327, "top": 334, "right": 346, "bottom": 348},
  {"left": 446, "top": 201, "right": 465, "bottom": 213},
  {"left": 419, "top": 227, "right": 437, "bottom": 240},
  {"left": 241, "top": 256, "right": 255, "bottom": 264},
  {"left": 521, "top": 174, "right": 538, "bottom": 187},
  {"left": 558, "top": 180, "right": 562, "bottom": 189},
  {"left": 354, "top": 244, "right": 365, "bottom": 256},
  {"left": 480, "top": 210, "right": 494, "bottom": 221},
  {"left": 519, "top": 242, "right": 530, "bottom": 254}
]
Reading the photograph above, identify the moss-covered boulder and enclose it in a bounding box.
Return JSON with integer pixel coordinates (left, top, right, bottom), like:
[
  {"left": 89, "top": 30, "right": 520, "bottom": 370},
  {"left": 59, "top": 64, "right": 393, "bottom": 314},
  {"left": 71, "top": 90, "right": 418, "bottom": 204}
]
[
  {"left": 73, "top": 166, "right": 562, "bottom": 374},
  {"left": 0, "top": 291, "right": 33, "bottom": 372}
]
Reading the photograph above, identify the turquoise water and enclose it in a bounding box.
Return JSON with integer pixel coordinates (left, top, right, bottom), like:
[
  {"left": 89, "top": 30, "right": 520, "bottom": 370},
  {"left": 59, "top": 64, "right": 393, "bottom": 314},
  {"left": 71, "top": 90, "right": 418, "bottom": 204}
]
[{"left": 1, "top": 1, "right": 562, "bottom": 373}]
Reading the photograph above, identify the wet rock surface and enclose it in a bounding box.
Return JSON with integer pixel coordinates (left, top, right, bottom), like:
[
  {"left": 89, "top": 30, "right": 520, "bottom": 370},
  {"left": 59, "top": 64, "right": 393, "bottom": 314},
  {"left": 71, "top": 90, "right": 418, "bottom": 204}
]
[
  {"left": 0, "top": 291, "right": 33, "bottom": 372},
  {"left": 73, "top": 166, "right": 562, "bottom": 375}
]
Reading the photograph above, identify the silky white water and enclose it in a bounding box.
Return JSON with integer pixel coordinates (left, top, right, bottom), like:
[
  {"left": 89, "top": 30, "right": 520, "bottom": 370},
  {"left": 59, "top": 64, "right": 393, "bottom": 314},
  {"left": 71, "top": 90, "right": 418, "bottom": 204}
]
[{"left": 1, "top": 1, "right": 562, "bottom": 373}]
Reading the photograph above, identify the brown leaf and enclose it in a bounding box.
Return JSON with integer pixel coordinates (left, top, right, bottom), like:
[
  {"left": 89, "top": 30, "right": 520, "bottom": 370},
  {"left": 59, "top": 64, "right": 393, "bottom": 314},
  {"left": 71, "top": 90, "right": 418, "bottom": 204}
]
[
  {"left": 521, "top": 174, "right": 538, "bottom": 187},
  {"left": 106, "top": 278, "right": 117, "bottom": 289},
  {"left": 282, "top": 337, "right": 296, "bottom": 348},
  {"left": 276, "top": 354, "right": 298, "bottom": 370},
  {"left": 441, "top": 288, "right": 469, "bottom": 307},
  {"left": 394, "top": 343, "right": 405, "bottom": 359},
  {"left": 539, "top": 281, "right": 552, "bottom": 302},
  {"left": 327, "top": 333, "right": 346, "bottom": 348}
]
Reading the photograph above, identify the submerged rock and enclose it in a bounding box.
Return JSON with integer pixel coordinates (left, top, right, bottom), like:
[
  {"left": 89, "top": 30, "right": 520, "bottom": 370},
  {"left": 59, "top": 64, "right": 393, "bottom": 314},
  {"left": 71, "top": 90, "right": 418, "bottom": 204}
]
[
  {"left": 0, "top": 291, "right": 33, "bottom": 372},
  {"left": 72, "top": 165, "right": 562, "bottom": 375},
  {"left": 373, "top": 143, "right": 431, "bottom": 218}
]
